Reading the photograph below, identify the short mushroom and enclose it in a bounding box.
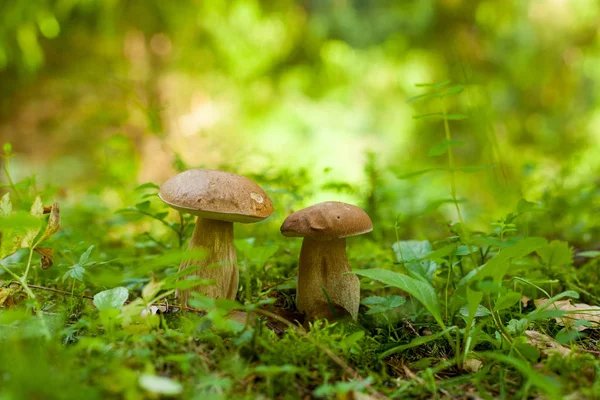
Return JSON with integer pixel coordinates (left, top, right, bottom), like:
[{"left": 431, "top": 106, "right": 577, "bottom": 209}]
[
  {"left": 159, "top": 169, "right": 273, "bottom": 305},
  {"left": 280, "top": 201, "right": 372, "bottom": 322}
]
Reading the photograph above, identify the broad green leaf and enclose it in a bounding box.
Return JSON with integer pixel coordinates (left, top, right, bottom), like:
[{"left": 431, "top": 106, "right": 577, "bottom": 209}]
[
  {"left": 154, "top": 212, "right": 168, "bottom": 220},
  {"left": 361, "top": 296, "right": 386, "bottom": 306},
  {"left": 428, "top": 139, "right": 465, "bottom": 157},
  {"left": 424, "top": 244, "right": 456, "bottom": 263},
  {"left": 353, "top": 268, "right": 444, "bottom": 328},
  {"left": 0, "top": 211, "right": 41, "bottom": 257},
  {"left": 456, "top": 245, "right": 479, "bottom": 256},
  {"left": 383, "top": 295, "right": 406, "bottom": 308},
  {"left": 79, "top": 245, "right": 94, "bottom": 264},
  {"left": 188, "top": 294, "right": 215, "bottom": 309},
  {"left": 393, "top": 240, "right": 439, "bottom": 282},
  {"left": 243, "top": 245, "right": 279, "bottom": 266},
  {"left": 139, "top": 374, "right": 183, "bottom": 396},
  {"left": 494, "top": 291, "right": 523, "bottom": 312},
  {"left": 442, "top": 84, "right": 465, "bottom": 96},
  {"left": 421, "top": 198, "right": 467, "bottom": 214},
  {"left": 214, "top": 298, "right": 243, "bottom": 311},
  {"left": 513, "top": 341, "right": 540, "bottom": 362},
  {"left": 473, "top": 236, "right": 512, "bottom": 248},
  {"left": 365, "top": 295, "right": 406, "bottom": 315},
  {"left": 481, "top": 237, "right": 548, "bottom": 282},
  {"left": 135, "top": 201, "right": 151, "bottom": 212},
  {"left": 0, "top": 193, "right": 11, "bottom": 215},
  {"left": 517, "top": 198, "right": 544, "bottom": 213},
  {"left": 459, "top": 304, "right": 491, "bottom": 318},
  {"left": 537, "top": 240, "right": 573, "bottom": 267},
  {"left": 93, "top": 287, "right": 129, "bottom": 311},
  {"left": 465, "top": 237, "right": 548, "bottom": 339},
  {"left": 0, "top": 212, "right": 40, "bottom": 231},
  {"left": 62, "top": 265, "right": 85, "bottom": 282}
]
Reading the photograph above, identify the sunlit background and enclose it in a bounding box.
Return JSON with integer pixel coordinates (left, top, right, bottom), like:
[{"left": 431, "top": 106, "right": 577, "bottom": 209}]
[{"left": 1, "top": 0, "right": 599, "bottom": 246}]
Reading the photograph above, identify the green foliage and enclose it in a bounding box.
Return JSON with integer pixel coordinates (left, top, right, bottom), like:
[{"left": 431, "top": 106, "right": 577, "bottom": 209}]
[{"left": 1, "top": 0, "right": 600, "bottom": 398}]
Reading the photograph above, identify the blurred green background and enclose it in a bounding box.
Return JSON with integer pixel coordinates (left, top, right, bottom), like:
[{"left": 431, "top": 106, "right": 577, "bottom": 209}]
[{"left": 0, "top": 0, "right": 599, "bottom": 247}]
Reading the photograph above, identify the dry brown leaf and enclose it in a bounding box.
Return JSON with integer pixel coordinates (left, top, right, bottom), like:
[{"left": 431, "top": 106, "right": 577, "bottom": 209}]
[
  {"left": 0, "top": 287, "right": 12, "bottom": 306},
  {"left": 525, "top": 330, "right": 571, "bottom": 357},
  {"left": 140, "top": 305, "right": 168, "bottom": 317},
  {"left": 534, "top": 299, "right": 600, "bottom": 331},
  {"left": 34, "top": 247, "right": 54, "bottom": 270},
  {"left": 463, "top": 358, "right": 483, "bottom": 372},
  {"left": 341, "top": 391, "right": 377, "bottom": 400},
  {"left": 40, "top": 201, "right": 60, "bottom": 241}
]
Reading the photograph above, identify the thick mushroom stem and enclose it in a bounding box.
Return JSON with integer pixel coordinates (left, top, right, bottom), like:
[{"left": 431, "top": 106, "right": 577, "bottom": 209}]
[
  {"left": 177, "top": 217, "right": 238, "bottom": 305},
  {"left": 296, "top": 237, "right": 360, "bottom": 321}
]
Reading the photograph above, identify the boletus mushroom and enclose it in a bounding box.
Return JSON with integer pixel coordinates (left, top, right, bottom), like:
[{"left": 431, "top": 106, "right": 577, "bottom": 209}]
[
  {"left": 159, "top": 169, "right": 273, "bottom": 305},
  {"left": 280, "top": 201, "right": 372, "bottom": 322}
]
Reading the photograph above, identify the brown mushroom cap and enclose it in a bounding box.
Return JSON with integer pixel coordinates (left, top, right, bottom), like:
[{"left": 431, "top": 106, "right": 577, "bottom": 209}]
[
  {"left": 280, "top": 201, "right": 373, "bottom": 240},
  {"left": 158, "top": 169, "right": 274, "bottom": 223}
]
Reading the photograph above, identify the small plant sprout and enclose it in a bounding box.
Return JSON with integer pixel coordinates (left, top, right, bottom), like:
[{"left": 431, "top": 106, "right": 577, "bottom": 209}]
[
  {"left": 280, "top": 201, "right": 373, "bottom": 322},
  {"left": 159, "top": 169, "right": 274, "bottom": 306}
]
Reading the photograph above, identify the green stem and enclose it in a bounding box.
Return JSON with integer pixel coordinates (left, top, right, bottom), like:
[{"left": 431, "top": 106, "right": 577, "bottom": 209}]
[
  {"left": 22, "top": 247, "right": 35, "bottom": 281},
  {"left": 440, "top": 95, "right": 479, "bottom": 357},
  {"left": 487, "top": 296, "right": 512, "bottom": 345},
  {"left": 3, "top": 153, "right": 23, "bottom": 201},
  {"left": 441, "top": 100, "right": 461, "bottom": 220},
  {"left": 2, "top": 246, "right": 52, "bottom": 339},
  {"left": 0, "top": 263, "right": 23, "bottom": 282}
]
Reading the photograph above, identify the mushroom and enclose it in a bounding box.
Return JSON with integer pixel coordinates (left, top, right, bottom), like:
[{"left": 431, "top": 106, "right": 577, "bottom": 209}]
[
  {"left": 159, "top": 169, "right": 273, "bottom": 305},
  {"left": 280, "top": 201, "right": 372, "bottom": 322}
]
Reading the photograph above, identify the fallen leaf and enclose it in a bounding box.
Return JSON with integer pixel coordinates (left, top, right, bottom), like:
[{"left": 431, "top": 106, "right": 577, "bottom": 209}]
[
  {"left": 463, "top": 358, "right": 483, "bottom": 372},
  {"left": 226, "top": 310, "right": 258, "bottom": 326},
  {"left": 34, "top": 247, "right": 53, "bottom": 270},
  {"left": 40, "top": 202, "right": 60, "bottom": 242},
  {"left": 140, "top": 305, "right": 168, "bottom": 317},
  {"left": 342, "top": 391, "right": 377, "bottom": 400},
  {"left": 0, "top": 287, "right": 13, "bottom": 306},
  {"left": 534, "top": 299, "right": 600, "bottom": 331},
  {"left": 525, "top": 330, "right": 571, "bottom": 357}
]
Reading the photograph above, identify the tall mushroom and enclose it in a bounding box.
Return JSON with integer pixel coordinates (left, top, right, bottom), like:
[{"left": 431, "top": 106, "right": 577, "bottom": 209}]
[
  {"left": 280, "top": 201, "right": 372, "bottom": 322},
  {"left": 159, "top": 169, "right": 273, "bottom": 305}
]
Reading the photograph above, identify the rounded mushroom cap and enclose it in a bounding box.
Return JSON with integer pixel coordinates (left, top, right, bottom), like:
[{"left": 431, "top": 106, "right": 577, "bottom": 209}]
[
  {"left": 158, "top": 169, "right": 274, "bottom": 223},
  {"left": 280, "top": 201, "right": 373, "bottom": 240}
]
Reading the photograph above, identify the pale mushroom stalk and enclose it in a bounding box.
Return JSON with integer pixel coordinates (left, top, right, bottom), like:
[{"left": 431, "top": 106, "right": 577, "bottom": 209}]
[
  {"left": 280, "top": 201, "right": 373, "bottom": 322},
  {"left": 178, "top": 217, "right": 238, "bottom": 304},
  {"left": 158, "top": 169, "right": 274, "bottom": 307},
  {"left": 296, "top": 237, "right": 360, "bottom": 321}
]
